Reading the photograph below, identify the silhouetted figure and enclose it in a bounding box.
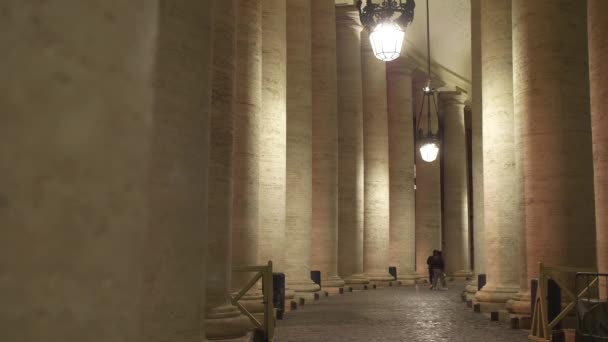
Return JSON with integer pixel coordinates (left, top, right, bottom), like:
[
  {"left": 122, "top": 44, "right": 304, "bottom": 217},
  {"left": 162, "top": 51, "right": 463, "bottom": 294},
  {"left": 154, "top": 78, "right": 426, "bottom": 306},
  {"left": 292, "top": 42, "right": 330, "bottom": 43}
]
[
  {"left": 426, "top": 250, "right": 438, "bottom": 287},
  {"left": 430, "top": 250, "right": 447, "bottom": 290}
]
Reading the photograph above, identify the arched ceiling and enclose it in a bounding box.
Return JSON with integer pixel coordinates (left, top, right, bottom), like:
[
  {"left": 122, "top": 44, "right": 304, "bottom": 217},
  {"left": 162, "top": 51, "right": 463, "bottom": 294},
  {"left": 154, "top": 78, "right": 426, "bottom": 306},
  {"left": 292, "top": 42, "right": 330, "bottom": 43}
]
[{"left": 335, "top": 0, "right": 472, "bottom": 83}]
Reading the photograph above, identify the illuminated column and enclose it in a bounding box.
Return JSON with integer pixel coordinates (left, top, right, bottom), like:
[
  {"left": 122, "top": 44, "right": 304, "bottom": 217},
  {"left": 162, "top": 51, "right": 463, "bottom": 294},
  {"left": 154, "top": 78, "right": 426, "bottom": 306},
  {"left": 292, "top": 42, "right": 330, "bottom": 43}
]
[
  {"left": 311, "top": 0, "right": 345, "bottom": 291},
  {"left": 465, "top": 0, "right": 485, "bottom": 302},
  {"left": 0, "top": 2, "right": 159, "bottom": 340},
  {"left": 512, "top": 0, "right": 596, "bottom": 312},
  {"left": 474, "top": 0, "right": 520, "bottom": 312},
  {"left": 414, "top": 77, "right": 442, "bottom": 281},
  {"left": 205, "top": 0, "right": 250, "bottom": 339},
  {"left": 361, "top": 30, "right": 394, "bottom": 286},
  {"left": 259, "top": 0, "right": 287, "bottom": 282},
  {"left": 440, "top": 92, "right": 472, "bottom": 280},
  {"left": 336, "top": 7, "right": 369, "bottom": 289},
  {"left": 589, "top": 0, "right": 608, "bottom": 296},
  {"left": 285, "top": 0, "right": 321, "bottom": 302},
  {"left": 231, "top": 0, "right": 262, "bottom": 316},
  {"left": 387, "top": 57, "right": 418, "bottom": 285}
]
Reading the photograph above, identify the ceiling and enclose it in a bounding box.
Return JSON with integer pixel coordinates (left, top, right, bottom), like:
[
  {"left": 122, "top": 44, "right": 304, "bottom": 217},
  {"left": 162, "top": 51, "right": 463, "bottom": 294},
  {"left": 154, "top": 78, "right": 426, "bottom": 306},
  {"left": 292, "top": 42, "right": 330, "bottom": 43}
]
[{"left": 335, "top": 0, "right": 472, "bottom": 84}]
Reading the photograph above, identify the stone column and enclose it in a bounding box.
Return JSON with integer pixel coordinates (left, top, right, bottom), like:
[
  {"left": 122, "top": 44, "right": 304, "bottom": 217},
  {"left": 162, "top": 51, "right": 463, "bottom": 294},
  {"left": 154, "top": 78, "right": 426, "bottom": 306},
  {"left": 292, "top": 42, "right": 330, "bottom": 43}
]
[
  {"left": 440, "top": 92, "right": 472, "bottom": 279},
  {"left": 231, "top": 0, "right": 262, "bottom": 315},
  {"left": 285, "top": 0, "right": 321, "bottom": 302},
  {"left": 336, "top": 6, "right": 369, "bottom": 289},
  {"left": 259, "top": 0, "right": 287, "bottom": 281},
  {"left": 512, "top": 0, "right": 596, "bottom": 301},
  {"left": 465, "top": 0, "right": 485, "bottom": 302},
  {"left": 387, "top": 57, "right": 418, "bottom": 285},
  {"left": 589, "top": 0, "right": 608, "bottom": 296},
  {"left": 361, "top": 31, "right": 394, "bottom": 286},
  {"left": 141, "top": 2, "right": 216, "bottom": 340},
  {"left": 311, "top": 0, "right": 345, "bottom": 291},
  {"left": 205, "top": 0, "right": 250, "bottom": 339},
  {"left": 0, "top": 1, "right": 157, "bottom": 341},
  {"left": 474, "top": 0, "right": 520, "bottom": 311},
  {"left": 414, "top": 76, "right": 443, "bottom": 281}
]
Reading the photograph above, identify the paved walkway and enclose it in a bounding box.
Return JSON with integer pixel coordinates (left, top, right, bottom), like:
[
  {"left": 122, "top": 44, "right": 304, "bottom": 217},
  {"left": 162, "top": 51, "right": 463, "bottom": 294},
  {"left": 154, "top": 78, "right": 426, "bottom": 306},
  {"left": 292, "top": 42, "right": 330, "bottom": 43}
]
[{"left": 274, "top": 281, "right": 529, "bottom": 342}]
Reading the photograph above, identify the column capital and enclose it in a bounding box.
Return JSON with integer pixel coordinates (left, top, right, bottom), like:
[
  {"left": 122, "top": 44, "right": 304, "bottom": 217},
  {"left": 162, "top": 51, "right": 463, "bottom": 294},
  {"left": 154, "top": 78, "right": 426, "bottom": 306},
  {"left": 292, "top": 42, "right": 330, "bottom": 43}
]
[
  {"left": 439, "top": 91, "right": 467, "bottom": 108},
  {"left": 336, "top": 6, "right": 363, "bottom": 33}
]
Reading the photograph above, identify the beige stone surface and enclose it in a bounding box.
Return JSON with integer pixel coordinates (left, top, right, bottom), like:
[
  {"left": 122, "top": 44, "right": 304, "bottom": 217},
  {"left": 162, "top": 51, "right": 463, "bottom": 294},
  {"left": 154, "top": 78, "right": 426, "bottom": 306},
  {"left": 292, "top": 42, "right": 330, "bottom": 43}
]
[
  {"left": 141, "top": 2, "right": 216, "bottom": 341},
  {"left": 466, "top": 0, "right": 484, "bottom": 300},
  {"left": 285, "top": 0, "right": 320, "bottom": 301},
  {"left": 336, "top": 7, "right": 369, "bottom": 286},
  {"left": 414, "top": 75, "right": 442, "bottom": 279},
  {"left": 259, "top": 0, "right": 287, "bottom": 273},
  {"left": 361, "top": 32, "right": 393, "bottom": 284},
  {"left": 206, "top": 0, "right": 249, "bottom": 339},
  {"left": 0, "top": 1, "right": 158, "bottom": 341},
  {"left": 589, "top": 0, "right": 608, "bottom": 295},
  {"left": 475, "top": 0, "right": 520, "bottom": 309},
  {"left": 440, "top": 92, "right": 472, "bottom": 278},
  {"left": 232, "top": 0, "right": 261, "bottom": 290},
  {"left": 311, "top": 0, "right": 345, "bottom": 289},
  {"left": 386, "top": 57, "right": 417, "bottom": 284},
  {"left": 512, "top": 0, "right": 596, "bottom": 287}
]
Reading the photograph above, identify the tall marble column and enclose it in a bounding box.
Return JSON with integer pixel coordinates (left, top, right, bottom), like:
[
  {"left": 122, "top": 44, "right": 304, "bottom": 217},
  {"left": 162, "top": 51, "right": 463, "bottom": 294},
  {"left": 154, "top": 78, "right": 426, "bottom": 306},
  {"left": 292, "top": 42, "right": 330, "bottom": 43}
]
[
  {"left": 231, "top": 0, "right": 262, "bottom": 315},
  {"left": 474, "top": 0, "right": 520, "bottom": 311},
  {"left": 465, "top": 0, "right": 485, "bottom": 302},
  {"left": 0, "top": 1, "right": 157, "bottom": 341},
  {"left": 141, "top": 2, "right": 216, "bottom": 340},
  {"left": 589, "top": 0, "right": 608, "bottom": 296},
  {"left": 285, "top": 0, "right": 321, "bottom": 302},
  {"left": 259, "top": 0, "right": 287, "bottom": 280},
  {"left": 512, "top": 0, "right": 596, "bottom": 301},
  {"left": 414, "top": 76, "right": 443, "bottom": 281},
  {"left": 441, "top": 92, "right": 472, "bottom": 279},
  {"left": 205, "top": 0, "right": 250, "bottom": 339},
  {"left": 387, "top": 57, "right": 418, "bottom": 285},
  {"left": 336, "top": 6, "right": 369, "bottom": 289},
  {"left": 361, "top": 31, "right": 394, "bottom": 286},
  {"left": 311, "top": 0, "right": 345, "bottom": 291}
]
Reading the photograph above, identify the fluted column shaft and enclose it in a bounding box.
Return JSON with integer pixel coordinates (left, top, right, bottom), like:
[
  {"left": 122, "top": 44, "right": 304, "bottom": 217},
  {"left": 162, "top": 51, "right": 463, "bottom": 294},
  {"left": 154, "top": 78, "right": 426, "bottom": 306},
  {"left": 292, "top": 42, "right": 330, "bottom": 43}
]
[
  {"left": 0, "top": 2, "right": 158, "bottom": 340},
  {"left": 361, "top": 33, "right": 393, "bottom": 284},
  {"left": 232, "top": 0, "right": 261, "bottom": 285},
  {"left": 475, "top": 0, "right": 520, "bottom": 310},
  {"left": 311, "top": 0, "right": 345, "bottom": 290},
  {"left": 259, "top": 0, "right": 287, "bottom": 275},
  {"left": 387, "top": 58, "right": 417, "bottom": 284},
  {"left": 206, "top": 0, "right": 249, "bottom": 339},
  {"left": 589, "top": 0, "right": 608, "bottom": 296},
  {"left": 414, "top": 77, "right": 442, "bottom": 280},
  {"left": 285, "top": 0, "right": 320, "bottom": 301},
  {"left": 441, "top": 93, "right": 472, "bottom": 278},
  {"left": 336, "top": 7, "right": 369, "bottom": 287},
  {"left": 512, "top": 0, "right": 596, "bottom": 292}
]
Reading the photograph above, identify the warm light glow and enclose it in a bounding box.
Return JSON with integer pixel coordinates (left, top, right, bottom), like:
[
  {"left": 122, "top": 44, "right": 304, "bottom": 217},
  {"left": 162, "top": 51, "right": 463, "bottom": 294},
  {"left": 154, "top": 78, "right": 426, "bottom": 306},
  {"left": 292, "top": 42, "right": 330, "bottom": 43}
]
[
  {"left": 419, "top": 141, "right": 439, "bottom": 162},
  {"left": 369, "top": 21, "right": 405, "bottom": 62}
]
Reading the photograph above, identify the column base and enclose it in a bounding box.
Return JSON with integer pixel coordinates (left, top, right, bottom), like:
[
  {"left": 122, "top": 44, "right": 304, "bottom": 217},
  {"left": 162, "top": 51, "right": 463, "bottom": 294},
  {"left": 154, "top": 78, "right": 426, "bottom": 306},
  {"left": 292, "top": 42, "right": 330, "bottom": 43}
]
[
  {"left": 449, "top": 269, "right": 474, "bottom": 280},
  {"left": 289, "top": 279, "right": 321, "bottom": 304},
  {"left": 416, "top": 272, "right": 432, "bottom": 284},
  {"left": 343, "top": 273, "right": 370, "bottom": 290},
  {"left": 397, "top": 272, "right": 419, "bottom": 285},
  {"left": 506, "top": 291, "right": 531, "bottom": 316},
  {"left": 475, "top": 285, "right": 519, "bottom": 313},
  {"left": 366, "top": 272, "right": 395, "bottom": 287},
  {"left": 323, "top": 275, "right": 346, "bottom": 288},
  {"left": 205, "top": 304, "right": 250, "bottom": 341},
  {"left": 465, "top": 279, "right": 478, "bottom": 303}
]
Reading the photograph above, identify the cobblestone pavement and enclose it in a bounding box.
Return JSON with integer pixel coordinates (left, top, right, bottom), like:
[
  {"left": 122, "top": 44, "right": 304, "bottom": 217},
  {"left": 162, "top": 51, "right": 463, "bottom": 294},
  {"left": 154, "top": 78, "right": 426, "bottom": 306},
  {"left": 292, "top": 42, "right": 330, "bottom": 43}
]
[{"left": 274, "top": 281, "right": 529, "bottom": 342}]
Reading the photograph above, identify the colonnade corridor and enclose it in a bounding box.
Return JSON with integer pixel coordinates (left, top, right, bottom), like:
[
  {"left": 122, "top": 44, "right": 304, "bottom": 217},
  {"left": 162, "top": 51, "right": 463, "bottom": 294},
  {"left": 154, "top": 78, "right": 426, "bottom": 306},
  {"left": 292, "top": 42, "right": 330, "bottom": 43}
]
[{"left": 275, "top": 281, "right": 528, "bottom": 342}]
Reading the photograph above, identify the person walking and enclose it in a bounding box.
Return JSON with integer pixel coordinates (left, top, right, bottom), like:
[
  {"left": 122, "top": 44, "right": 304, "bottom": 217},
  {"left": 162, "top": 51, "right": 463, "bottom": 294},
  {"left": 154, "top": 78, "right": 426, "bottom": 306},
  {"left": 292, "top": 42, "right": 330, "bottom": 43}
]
[
  {"left": 430, "top": 250, "right": 447, "bottom": 290},
  {"left": 426, "top": 250, "right": 437, "bottom": 288}
]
